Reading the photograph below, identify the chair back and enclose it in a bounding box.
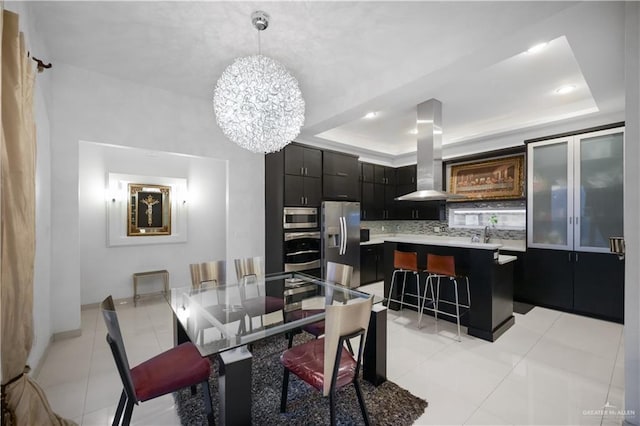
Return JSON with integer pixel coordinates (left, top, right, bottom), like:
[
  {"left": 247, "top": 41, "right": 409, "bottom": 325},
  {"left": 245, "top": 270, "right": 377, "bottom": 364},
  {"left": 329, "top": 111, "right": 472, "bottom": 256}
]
[
  {"left": 393, "top": 250, "right": 418, "bottom": 271},
  {"left": 322, "top": 296, "right": 373, "bottom": 396},
  {"left": 194, "top": 260, "right": 227, "bottom": 287},
  {"left": 426, "top": 253, "right": 456, "bottom": 276},
  {"left": 326, "top": 261, "right": 353, "bottom": 287},
  {"left": 234, "top": 256, "right": 264, "bottom": 299},
  {"left": 101, "top": 296, "right": 137, "bottom": 402},
  {"left": 234, "top": 256, "right": 263, "bottom": 282},
  {"left": 325, "top": 261, "right": 353, "bottom": 304}
]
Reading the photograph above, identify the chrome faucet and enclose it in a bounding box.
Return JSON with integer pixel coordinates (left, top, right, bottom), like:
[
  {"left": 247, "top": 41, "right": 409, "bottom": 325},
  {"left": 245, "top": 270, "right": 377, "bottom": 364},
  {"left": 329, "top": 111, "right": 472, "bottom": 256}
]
[{"left": 483, "top": 226, "right": 491, "bottom": 243}]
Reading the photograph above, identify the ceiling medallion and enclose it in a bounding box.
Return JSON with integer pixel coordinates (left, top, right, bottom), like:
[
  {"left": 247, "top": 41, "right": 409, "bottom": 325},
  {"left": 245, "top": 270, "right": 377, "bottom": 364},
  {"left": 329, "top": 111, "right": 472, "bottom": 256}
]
[{"left": 213, "top": 11, "right": 305, "bottom": 154}]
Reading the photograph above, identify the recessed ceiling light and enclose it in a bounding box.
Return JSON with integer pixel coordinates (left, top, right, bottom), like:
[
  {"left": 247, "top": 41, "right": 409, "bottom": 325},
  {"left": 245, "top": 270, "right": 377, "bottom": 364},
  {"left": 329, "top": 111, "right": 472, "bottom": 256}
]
[
  {"left": 527, "top": 42, "right": 548, "bottom": 54},
  {"left": 363, "top": 112, "right": 377, "bottom": 119},
  {"left": 410, "top": 128, "right": 443, "bottom": 135},
  {"left": 555, "top": 84, "right": 576, "bottom": 95}
]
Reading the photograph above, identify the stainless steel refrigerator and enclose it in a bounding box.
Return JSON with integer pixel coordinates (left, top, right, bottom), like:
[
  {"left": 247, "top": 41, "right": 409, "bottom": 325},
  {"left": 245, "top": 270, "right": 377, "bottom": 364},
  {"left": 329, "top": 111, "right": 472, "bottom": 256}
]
[{"left": 321, "top": 201, "right": 361, "bottom": 287}]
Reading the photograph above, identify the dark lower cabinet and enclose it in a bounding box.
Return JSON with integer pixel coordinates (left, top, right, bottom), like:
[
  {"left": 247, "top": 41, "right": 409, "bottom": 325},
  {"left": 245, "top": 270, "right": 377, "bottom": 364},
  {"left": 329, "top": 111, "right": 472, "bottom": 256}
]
[
  {"left": 360, "top": 244, "right": 384, "bottom": 285},
  {"left": 522, "top": 248, "right": 624, "bottom": 323},
  {"left": 522, "top": 249, "right": 573, "bottom": 310},
  {"left": 573, "top": 251, "right": 624, "bottom": 323}
]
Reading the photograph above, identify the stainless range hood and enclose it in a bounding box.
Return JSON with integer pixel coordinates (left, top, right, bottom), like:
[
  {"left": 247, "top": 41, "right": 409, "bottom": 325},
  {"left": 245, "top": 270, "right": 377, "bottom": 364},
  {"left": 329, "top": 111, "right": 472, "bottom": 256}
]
[{"left": 395, "top": 98, "right": 464, "bottom": 201}]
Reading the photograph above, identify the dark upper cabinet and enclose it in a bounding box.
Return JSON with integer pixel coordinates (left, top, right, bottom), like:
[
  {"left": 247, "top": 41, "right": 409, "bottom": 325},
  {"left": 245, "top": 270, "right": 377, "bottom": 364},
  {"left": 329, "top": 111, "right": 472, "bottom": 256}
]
[
  {"left": 374, "top": 165, "right": 396, "bottom": 185},
  {"left": 361, "top": 182, "right": 378, "bottom": 220},
  {"left": 395, "top": 176, "right": 445, "bottom": 220},
  {"left": 284, "top": 175, "right": 321, "bottom": 207},
  {"left": 284, "top": 144, "right": 322, "bottom": 177},
  {"left": 360, "top": 163, "right": 375, "bottom": 183},
  {"left": 396, "top": 165, "right": 416, "bottom": 185},
  {"left": 323, "top": 175, "right": 359, "bottom": 201},
  {"left": 323, "top": 151, "right": 359, "bottom": 201},
  {"left": 323, "top": 151, "right": 358, "bottom": 177}
]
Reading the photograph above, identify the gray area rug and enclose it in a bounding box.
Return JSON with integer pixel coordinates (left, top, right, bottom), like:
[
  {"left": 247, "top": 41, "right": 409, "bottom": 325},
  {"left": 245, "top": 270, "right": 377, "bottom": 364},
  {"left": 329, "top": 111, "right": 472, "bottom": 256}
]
[{"left": 174, "top": 334, "right": 428, "bottom": 425}]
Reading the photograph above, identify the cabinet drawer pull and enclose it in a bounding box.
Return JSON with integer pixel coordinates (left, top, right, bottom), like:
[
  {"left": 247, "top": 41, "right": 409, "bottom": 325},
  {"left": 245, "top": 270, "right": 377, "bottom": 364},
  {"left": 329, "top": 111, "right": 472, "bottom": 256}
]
[
  {"left": 337, "top": 172, "right": 347, "bottom": 177},
  {"left": 338, "top": 194, "right": 348, "bottom": 198},
  {"left": 301, "top": 167, "right": 304, "bottom": 175}
]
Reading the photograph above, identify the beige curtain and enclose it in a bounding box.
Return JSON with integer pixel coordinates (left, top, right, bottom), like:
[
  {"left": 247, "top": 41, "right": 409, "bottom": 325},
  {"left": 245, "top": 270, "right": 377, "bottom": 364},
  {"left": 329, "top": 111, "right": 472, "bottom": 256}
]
[{"left": 0, "top": 8, "right": 75, "bottom": 426}]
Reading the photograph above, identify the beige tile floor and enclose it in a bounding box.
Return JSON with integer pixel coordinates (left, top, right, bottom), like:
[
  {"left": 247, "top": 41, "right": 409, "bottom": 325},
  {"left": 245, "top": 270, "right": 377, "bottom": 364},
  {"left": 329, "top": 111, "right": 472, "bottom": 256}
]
[{"left": 36, "top": 282, "right": 626, "bottom": 425}]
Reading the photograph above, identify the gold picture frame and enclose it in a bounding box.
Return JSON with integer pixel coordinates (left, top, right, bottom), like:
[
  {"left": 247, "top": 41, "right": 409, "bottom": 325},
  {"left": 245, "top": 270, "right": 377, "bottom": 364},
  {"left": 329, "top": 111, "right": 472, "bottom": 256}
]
[
  {"left": 127, "top": 184, "right": 171, "bottom": 236},
  {"left": 449, "top": 155, "right": 524, "bottom": 201}
]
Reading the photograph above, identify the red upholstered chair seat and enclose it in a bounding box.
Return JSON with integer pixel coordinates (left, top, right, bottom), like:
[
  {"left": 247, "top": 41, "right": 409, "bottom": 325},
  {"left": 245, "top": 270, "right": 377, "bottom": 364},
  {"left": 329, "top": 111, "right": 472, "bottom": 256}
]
[
  {"left": 280, "top": 338, "right": 356, "bottom": 392},
  {"left": 131, "top": 342, "right": 211, "bottom": 402},
  {"left": 303, "top": 320, "right": 326, "bottom": 337},
  {"left": 287, "top": 309, "right": 325, "bottom": 337}
]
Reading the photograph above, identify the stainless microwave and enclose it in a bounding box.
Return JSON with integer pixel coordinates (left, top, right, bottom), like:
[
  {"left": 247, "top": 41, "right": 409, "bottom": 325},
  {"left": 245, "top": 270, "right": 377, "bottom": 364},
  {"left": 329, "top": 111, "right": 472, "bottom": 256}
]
[{"left": 283, "top": 207, "right": 318, "bottom": 229}]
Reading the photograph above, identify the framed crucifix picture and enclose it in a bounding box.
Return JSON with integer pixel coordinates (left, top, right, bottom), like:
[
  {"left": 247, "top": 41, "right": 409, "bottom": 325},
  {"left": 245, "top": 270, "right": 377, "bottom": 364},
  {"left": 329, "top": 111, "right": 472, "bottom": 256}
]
[{"left": 127, "top": 183, "right": 172, "bottom": 236}]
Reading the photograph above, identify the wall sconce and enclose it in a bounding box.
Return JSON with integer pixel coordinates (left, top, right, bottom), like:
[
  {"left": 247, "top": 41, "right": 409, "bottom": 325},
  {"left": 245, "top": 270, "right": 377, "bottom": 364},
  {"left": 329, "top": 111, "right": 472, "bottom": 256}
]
[{"left": 609, "top": 237, "right": 625, "bottom": 260}]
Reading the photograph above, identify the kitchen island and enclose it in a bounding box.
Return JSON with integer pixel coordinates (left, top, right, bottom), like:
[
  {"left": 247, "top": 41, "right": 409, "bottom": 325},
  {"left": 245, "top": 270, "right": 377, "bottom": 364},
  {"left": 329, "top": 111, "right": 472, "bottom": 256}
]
[{"left": 382, "top": 235, "right": 516, "bottom": 342}]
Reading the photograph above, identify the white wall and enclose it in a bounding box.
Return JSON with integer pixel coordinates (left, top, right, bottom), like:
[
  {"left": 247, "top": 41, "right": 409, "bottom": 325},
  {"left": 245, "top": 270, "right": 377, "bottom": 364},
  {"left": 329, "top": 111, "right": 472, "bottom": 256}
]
[
  {"left": 624, "top": 3, "right": 640, "bottom": 425},
  {"left": 79, "top": 142, "right": 227, "bottom": 303},
  {"left": 50, "top": 64, "right": 265, "bottom": 333},
  {"left": 5, "top": 1, "right": 54, "bottom": 372}
]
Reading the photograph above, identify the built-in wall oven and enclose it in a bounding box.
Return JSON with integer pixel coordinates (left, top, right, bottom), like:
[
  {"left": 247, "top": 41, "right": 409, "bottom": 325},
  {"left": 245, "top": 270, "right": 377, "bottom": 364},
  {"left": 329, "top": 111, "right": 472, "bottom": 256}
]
[
  {"left": 283, "top": 231, "right": 321, "bottom": 272},
  {"left": 283, "top": 207, "right": 318, "bottom": 229}
]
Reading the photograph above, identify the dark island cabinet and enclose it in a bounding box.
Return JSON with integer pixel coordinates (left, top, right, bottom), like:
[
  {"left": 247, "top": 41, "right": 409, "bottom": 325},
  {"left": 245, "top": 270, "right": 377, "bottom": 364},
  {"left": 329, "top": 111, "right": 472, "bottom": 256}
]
[
  {"left": 284, "top": 144, "right": 322, "bottom": 178},
  {"left": 361, "top": 244, "right": 384, "bottom": 285},
  {"left": 323, "top": 151, "right": 359, "bottom": 201},
  {"left": 522, "top": 248, "right": 624, "bottom": 323}
]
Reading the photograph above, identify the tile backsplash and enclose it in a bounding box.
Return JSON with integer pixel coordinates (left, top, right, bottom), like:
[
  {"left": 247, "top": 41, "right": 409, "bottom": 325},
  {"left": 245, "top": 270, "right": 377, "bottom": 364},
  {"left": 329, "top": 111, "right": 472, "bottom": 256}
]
[{"left": 362, "top": 200, "right": 526, "bottom": 241}]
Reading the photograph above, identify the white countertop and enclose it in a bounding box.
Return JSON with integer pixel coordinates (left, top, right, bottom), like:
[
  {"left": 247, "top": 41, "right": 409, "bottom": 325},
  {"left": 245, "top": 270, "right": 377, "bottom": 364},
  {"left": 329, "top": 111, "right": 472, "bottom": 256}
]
[
  {"left": 497, "top": 254, "right": 518, "bottom": 265},
  {"left": 361, "top": 233, "right": 526, "bottom": 252}
]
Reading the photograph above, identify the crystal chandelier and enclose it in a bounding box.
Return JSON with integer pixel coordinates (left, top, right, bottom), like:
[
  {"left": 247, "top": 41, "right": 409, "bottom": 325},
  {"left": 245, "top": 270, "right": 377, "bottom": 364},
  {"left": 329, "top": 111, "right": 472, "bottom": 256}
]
[{"left": 213, "top": 11, "right": 305, "bottom": 154}]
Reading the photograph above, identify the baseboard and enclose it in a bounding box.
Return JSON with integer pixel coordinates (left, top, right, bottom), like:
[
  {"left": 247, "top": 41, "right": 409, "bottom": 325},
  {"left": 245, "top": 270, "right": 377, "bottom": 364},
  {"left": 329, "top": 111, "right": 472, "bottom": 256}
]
[
  {"left": 52, "top": 328, "right": 82, "bottom": 341},
  {"left": 30, "top": 334, "right": 54, "bottom": 379}
]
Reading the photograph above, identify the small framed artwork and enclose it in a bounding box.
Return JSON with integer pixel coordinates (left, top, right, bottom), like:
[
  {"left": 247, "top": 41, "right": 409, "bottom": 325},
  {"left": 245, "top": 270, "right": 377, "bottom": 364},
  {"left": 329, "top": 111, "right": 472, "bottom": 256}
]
[
  {"left": 449, "top": 155, "right": 525, "bottom": 201},
  {"left": 127, "top": 184, "right": 172, "bottom": 236}
]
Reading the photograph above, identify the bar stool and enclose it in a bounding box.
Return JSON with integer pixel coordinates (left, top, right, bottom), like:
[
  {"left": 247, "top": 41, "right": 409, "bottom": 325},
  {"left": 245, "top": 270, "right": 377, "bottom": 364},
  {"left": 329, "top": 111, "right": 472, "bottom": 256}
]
[
  {"left": 419, "top": 254, "right": 470, "bottom": 341},
  {"left": 386, "top": 250, "right": 422, "bottom": 319}
]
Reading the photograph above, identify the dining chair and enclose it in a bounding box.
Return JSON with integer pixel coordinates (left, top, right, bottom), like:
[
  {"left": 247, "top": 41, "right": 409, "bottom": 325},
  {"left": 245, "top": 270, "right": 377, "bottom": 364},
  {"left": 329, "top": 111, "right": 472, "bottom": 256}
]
[
  {"left": 234, "top": 256, "right": 284, "bottom": 330},
  {"left": 286, "top": 261, "right": 354, "bottom": 352},
  {"left": 189, "top": 260, "right": 247, "bottom": 339},
  {"left": 280, "top": 295, "right": 374, "bottom": 425},
  {"left": 100, "top": 296, "right": 214, "bottom": 426}
]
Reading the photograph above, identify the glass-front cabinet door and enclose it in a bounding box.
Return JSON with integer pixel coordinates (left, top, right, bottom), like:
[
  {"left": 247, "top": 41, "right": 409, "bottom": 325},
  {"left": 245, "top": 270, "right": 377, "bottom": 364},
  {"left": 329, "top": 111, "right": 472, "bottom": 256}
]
[
  {"left": 527, "top": 127, "right": 624, "bottom": 252},
  {"left": 527, "top": 137, "right": 574, "bottom": 250},
  {"left": 574, "top": 128, "right": 624, "bottom": 252}
]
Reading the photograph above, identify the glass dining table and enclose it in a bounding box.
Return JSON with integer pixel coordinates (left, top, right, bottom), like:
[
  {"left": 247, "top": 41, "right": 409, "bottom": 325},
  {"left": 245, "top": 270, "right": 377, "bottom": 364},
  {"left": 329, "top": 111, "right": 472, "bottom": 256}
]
[{"left": 168, "top": 271, "right": 387, "bottom": 425}]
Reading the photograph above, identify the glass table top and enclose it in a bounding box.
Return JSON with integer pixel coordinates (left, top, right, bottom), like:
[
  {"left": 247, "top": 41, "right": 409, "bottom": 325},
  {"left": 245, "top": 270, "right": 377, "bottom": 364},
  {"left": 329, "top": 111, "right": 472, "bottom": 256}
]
[{"left": 168, "top": 271, "right": 382, "bottom": 357}]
